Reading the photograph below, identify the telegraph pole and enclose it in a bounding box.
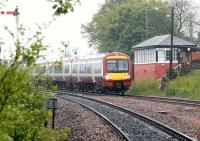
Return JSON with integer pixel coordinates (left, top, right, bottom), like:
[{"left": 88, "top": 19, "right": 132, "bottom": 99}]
[
  {"left": 145, "top": 0, "right": 149, "bottom": 38},
  {"left": 169, "top": 6, "right": 174, "bottom": 80}
]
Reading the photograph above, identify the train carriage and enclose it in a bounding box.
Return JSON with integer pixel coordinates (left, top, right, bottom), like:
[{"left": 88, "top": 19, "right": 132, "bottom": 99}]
[{"left": 33, "top": 51, "right": 132, "bottom": 94}]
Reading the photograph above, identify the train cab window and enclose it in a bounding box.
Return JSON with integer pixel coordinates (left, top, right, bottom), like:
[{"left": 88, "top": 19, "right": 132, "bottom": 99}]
[
  {"left": 54, "top": 65, "right": 63, "bottom": 73},
  {"left": 107, "top": 59, "right": 128, "bottom": 73},
  {"left": 64, "top": 64, "right": 69, "bottom": 73},
  {"left": 118, "top": 60, "right": 128, "bottom": 71}
]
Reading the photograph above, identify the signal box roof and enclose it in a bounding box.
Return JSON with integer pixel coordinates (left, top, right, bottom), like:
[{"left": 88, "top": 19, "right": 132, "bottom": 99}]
[{"left": 132, "top": 34, "right": 197, "bottom": 49}]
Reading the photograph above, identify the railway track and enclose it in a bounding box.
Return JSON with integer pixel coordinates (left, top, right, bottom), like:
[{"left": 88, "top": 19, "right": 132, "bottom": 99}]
[
  {"left": 52, "top": 89, "right": 200, "bottom": 107},
  {"left": 125, "top": 95, "right": 200, "bottom": 107},
  {"left": 46, "top": 88, "right": 200, "bottom": 107},
  {"left": 54, "top": 91, "right": 195, "bottom": 141}
]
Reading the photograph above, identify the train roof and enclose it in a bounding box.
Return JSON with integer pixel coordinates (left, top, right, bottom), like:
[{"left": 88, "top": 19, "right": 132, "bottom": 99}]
[
  {"left": 78, "top": 52, "right": 129, "bottom": 60},
  {"left": 35, "top": 52, "right": 129, "bottom": 64}
]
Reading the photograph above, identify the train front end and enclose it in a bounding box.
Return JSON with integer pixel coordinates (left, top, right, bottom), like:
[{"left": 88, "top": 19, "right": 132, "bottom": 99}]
[{"left": 102, "top": 52, "right": 132, "bottom": 93}]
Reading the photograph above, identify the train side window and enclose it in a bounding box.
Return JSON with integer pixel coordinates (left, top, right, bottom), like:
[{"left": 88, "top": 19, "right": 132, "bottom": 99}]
[
  {"left": 72, "top": 64, "right": 78, "bottom": 73},
  {"left": 42, "top": 66, "right": 46, "bottom": 73},
  {"left": 35, "top": 66, "right": 45, "bottom": 74},
  {"left": 64, "top": 64, "right": 69, "bottom": 73},
  {"left": 32, "top": 68, "right": 35, "bottom": 74},
  {"left": 54, "top": 65, "right": 63, "bottom": 73},
  {"left": 49, "top": 66, "right": 53, "bottom": 74},
  {"left": 34, "top": 66, "right": 39, "bottom": 74},
  {"left": 80, "top": 63, "right": 86, "bottom": 73},
  {"left": 86, "top": 63, "right": 92, "bottom": 73},
  {"left": 95, "top": 62, "right": 101, "bottom": 73}
]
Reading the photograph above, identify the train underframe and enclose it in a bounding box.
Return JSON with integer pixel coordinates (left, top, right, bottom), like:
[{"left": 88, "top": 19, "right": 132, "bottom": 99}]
[{"left": 49, "top": 80, "right": 129, "bottom": 95}]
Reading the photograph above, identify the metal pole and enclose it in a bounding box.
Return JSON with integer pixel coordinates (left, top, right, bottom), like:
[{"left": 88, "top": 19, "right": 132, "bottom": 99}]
[
  {"left": 52, "top": 108, "right": 55, "bottom": 129},
  {"left": 170, "top": 6, "right": 174, "bottom": 80},
  {"left": 145, "top": 0, "right": 148, "bottom": 38},
  {"left": 146, "top": 9, "right": 148, "bottom": 38}
]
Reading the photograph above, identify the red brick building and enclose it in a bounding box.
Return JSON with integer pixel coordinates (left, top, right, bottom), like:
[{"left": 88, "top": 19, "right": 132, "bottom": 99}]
[{"left": 132, "top": 35, "right": 200, "bottom": 82}]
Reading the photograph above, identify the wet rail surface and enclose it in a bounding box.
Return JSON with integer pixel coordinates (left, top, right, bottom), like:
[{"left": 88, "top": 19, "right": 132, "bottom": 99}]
[
  {"left": 52, "top": 89, "right": 200, "bottom": 106},
  {"left": 123, "top": 95, "right": 200, "bottom": 107},
  {"left": 54, "top": 91, "right": 195, "bottom": 141}
]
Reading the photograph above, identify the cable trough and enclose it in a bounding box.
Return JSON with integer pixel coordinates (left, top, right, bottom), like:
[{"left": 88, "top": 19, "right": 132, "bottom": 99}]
[{"left": 56, "top": 92, "right": 195, "bottom": 141}]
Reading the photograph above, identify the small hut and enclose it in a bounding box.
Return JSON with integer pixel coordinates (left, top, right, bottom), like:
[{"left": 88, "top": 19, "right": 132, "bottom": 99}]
[{"left": 132, "top": 34, "right": 200, "bottom": 81}]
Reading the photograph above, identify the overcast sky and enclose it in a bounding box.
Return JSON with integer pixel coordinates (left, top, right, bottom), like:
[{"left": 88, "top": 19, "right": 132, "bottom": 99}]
[
  {"left": 0, "top": 0, "right": 105, "bottom": 60},
  {"left": 0, "top": 0, "right": 200, "bottom": 60}
]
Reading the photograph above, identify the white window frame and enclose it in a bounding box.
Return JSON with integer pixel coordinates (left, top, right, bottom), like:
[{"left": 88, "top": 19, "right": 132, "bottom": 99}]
[
  {"left": 134, "top": 49, "right": 156, "bottom": 64},
  {"left": 156, "top": 48, "right": 178, "bottom": 63}
]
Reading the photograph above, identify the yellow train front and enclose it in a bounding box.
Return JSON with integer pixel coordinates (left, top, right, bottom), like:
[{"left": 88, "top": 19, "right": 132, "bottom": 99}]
[{"left": 99, "top": 52, "right": 132, "bottom": 94}]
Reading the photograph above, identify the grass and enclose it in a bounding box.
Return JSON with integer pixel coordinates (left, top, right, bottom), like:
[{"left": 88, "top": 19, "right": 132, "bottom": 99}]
[
  {"left": 165, "top": 69, "right": 200, "bottom": 100},
  {"left": 127, "top": 69, "right": 200, "bottom": 100}
]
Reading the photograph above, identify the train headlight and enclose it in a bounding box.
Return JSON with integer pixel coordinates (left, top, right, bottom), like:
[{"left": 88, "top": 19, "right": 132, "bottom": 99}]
[
  {"left": 125, "top": 75, "right": 131, "bottom": 80},
  {"left": 105, "top": 75, "right": 111, "bottom": 80}
]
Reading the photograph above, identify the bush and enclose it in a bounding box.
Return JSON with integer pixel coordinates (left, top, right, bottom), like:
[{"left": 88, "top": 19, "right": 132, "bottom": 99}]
[
  {"left": 0, "top": 65, "right": 70, "bottom": 141},
  {"left": 0, "top": 29, "right": 70, "bottom": 140},
  {"left": 127, "top": 79, "right": 159, "bottom": 96},
  {"left": 165, "top": 70, "right": 200, "bottom": 99}
]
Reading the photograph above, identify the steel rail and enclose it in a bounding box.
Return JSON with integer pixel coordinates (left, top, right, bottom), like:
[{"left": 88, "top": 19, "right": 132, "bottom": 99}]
[
  {"left": 56, "top": 94, "right": 130, "bottom": 141},
  {"left": 124, "top": 95, "right": 200, "bottom": 107},
  {"left": 49, "top": 89, "right": 200, "bottom": 106},
  {"left": 55, "top": 91, "right": 196, "bottom": 141}
]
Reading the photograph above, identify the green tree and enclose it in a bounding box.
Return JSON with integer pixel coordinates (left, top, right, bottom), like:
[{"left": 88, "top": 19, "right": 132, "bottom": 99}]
[
  {"left": 48, "top": 0, "right": 80, "bottom": 16},
  {"left": 0, "top": 0, "right": 80, "bottom": 16},
  {"left": 0, "top": 0, "right": 79, "bottom": 140},
  {"left": 0, "top": 26, "right": 69, "bottom": 140},
  {"left": 82, "top": 0, "right": 171, "bottom": 54},
  {"left": 165, "top": 0, "right": 200, "bottom": 42}
]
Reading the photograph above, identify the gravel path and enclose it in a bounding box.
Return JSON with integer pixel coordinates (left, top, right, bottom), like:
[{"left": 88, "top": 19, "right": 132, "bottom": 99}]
[
  {"left": 54, "top": 97, "right": 123, "bottom": 141},
  {"left": 83, "top": 95, "right": 200, "bottom": 140}
]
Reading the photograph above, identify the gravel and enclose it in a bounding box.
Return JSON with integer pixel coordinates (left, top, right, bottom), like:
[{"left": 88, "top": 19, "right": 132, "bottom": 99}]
[
  {"left": 83, "top": 95, "right": 200, "bottom": 140},
  {"left": 54, "top": 97, "right": 123, "bottom": 141},
  {"left": 60, "top": 95, "right": 179, "bottom": 141}
]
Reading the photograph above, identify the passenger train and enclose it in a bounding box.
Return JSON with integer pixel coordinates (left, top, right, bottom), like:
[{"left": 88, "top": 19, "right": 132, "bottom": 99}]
[{"left": 32, "top": 52, "right": 132, "bottom": 94}]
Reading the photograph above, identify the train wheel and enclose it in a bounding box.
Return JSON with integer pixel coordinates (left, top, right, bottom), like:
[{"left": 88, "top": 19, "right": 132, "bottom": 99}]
[{"left": 119, "top": 91, "right": 125, "bottom": 95}]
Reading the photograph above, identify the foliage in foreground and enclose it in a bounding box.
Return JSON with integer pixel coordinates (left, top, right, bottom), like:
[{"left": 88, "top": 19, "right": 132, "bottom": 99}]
[
  {"left": 0, "top": 26, "right": 70, "bottom": 140},
  {"left": 0, "top": 65, "right": 70, "bottom": 141}
]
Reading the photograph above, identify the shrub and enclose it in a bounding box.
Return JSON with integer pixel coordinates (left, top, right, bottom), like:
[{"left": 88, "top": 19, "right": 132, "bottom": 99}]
[
  {"left": 0, "top": 66, "right": 70, "bottom": 141},
  {"left": 165, "top": 70, "right": 200, "bottom": 99},
  {"left": 127, "top": 79, "right": 159, "bottom": 96}
]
